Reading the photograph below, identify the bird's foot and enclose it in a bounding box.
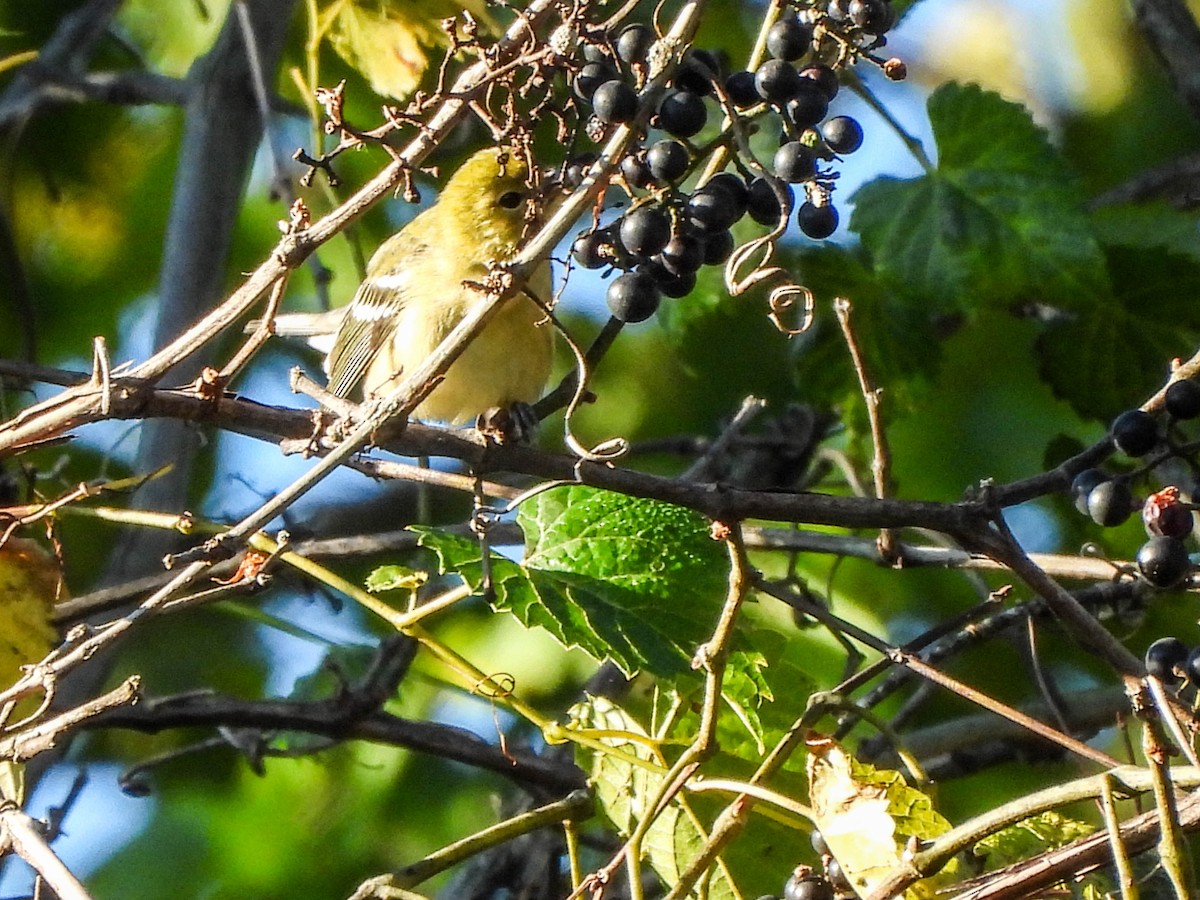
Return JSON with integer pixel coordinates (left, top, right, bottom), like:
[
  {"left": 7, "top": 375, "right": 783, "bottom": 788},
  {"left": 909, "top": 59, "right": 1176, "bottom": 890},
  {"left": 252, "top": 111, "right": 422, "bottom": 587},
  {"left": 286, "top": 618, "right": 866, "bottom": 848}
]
[{"left": 476, "top": 402, "right": 540, "bottom": 445}]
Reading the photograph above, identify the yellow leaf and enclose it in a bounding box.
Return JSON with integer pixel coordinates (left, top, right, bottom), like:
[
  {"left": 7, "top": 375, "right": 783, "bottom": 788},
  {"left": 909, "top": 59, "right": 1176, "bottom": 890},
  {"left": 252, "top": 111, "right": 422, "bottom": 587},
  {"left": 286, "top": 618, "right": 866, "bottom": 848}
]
[
  {"left": 806, "top": 733, "right": 956, "bottom": 899},
  {"left": 0, "top": 538, "right": 61, "bottom": 696},
  {"left": 326, "top": 0, "right": 497, "bottom": 100}
]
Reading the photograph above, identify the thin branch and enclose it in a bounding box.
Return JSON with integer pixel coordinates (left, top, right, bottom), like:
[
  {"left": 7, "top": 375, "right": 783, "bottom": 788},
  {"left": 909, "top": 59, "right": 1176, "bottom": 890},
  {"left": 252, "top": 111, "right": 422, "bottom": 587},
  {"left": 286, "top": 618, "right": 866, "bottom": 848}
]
[{"left": 0, "top": 805, "right": 94, "bottom": 900}]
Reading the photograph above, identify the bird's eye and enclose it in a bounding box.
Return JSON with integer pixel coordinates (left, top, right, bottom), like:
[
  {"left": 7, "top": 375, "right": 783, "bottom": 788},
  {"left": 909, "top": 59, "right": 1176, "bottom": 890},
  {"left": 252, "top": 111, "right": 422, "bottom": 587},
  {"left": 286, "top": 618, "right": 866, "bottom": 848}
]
[{"left": 498, "top": 190, "right": 524, "bottom": 209}]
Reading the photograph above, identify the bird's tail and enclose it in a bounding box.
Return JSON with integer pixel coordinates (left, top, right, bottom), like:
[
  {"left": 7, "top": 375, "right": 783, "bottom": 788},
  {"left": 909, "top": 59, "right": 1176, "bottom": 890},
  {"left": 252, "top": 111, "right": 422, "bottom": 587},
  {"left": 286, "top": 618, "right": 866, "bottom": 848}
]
[{"left": 246, "top": 309, "right": 346, "bottom": 355}]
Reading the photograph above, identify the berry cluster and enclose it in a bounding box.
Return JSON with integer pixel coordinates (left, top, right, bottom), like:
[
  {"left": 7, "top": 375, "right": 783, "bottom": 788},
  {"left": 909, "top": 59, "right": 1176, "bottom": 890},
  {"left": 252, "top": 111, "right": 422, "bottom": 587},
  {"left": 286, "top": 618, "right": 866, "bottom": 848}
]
[
  {"left": 1068, "top": 382, "right": 1200, "bottom": 590},
  {"left": 566, "top": 2, "right": 898, "bottom": 324},
  {"left": 756, "top": 831, "right": 850, "bottom": 900}
]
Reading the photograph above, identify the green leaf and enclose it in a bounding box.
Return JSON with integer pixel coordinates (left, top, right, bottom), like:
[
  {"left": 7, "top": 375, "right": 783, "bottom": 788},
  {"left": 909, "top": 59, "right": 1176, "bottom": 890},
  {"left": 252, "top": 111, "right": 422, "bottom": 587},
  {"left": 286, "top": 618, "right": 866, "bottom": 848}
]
[
  {"left": 416, "top": 486, "right": 730, "bottom": 676},
  {"left": 973, "top": 810, "right": 1094, "bottom": 868},
  {"left": 1036, "top": 246, "right": 1200, "bottom": 418},
  {"left": 851, "top": 82, "right": 1108, "bottom": 315},
  {"left": 573, "top": 696, "right": 741, "bottom": 900},
  {"left": 792, "top": 244, "right": 944, "bottom": 395},
  {"left": 1090, "top": 202, "right": 1200, "bottom": 263}
]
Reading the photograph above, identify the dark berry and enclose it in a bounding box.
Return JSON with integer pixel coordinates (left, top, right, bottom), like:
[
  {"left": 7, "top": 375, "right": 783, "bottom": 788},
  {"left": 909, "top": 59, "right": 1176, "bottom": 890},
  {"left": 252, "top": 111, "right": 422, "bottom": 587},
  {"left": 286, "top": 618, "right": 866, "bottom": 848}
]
[
  {"left": 824, "top": 859, "right": 848, "bottom": 889},
  {"left": 702, "top": 172, "right": 750, "bottom": 210},
  {"left": 1137, "top": 537, "right": 1192, "bottom": 589},
  {"left": 810, "top": 829, "right": 829, "bottom": 856},
  {"left": 1070, "top": 469, "right": 1108, "bottom": 516},
  {"left": 1143, "top": 487, "right": 1193, "bottom": 539},
  {"left": 607, "top": 271, "right": 661, "bottom": 322},
  {"left": 1087, "top": 479, "right": 1133, "bottom": 527},
  {"left": 822, "top": 116, "right": 864, "bottom": 153},
  {"left": 725, "top": 70, "right": 760, "bottom": 108},
  {"left": 574, "top": 61, "right": 617, "bottom": 101},
  {"left": 618, "top": 206, "right": 672, "bottom": 258},
  {"left": 783, "top": 874, "right": 835, "bottom": 900},
  {"left": 658, "top": 90, "right": 707, "bottom": 138},
  {"left": 1111, "top": 409, "right": 1159, "bottom": 457},
  {"left": 827, "top": 0, "right": 850, "bottom": 21},
  {"left": 799, "top": 64, "right": 839, "bottom": 100},
  {"left": 563, "top": 152, "right": 598, "bottom": 189},
  {"left": 620, "top": 152, "right": 654, "bottom": 188},
  {"left": 849, "top": 0, "right": 893, "bottom": 32},
  {"left": 774, "top": 141, "right": 817, "bottom": 183},
  {"left": 582, "top": 43, "right": 610, "bottom": 64},
  {"left": 616, "top": 24, "right": 655, "bottom": 65},
  {"left": 674, "top": 49, "right": 718, "bottom": 96},
  {"left": 767, "top": 17, "right": 814, "bottom": 61},
  {"left": 755, "top": 59, "right": 801, "bottom": 103},
  {"left": 660, "top": 233, "right": 704, "bottom": 275},
  {"left": 797, "top": 201, "right": 839, "bottom": 238},
  {"left": 1166, "top": 380, "right": 1200, "bottom": 419},
  {"left": 646, "top": 261, "right": 696, "bottom": 298},
  {"left": 1145, "top": 635, "right": 1189, "bottom": 681},
  {"left": 592, "top": 80, "right": 638, "bottom": 124},
  {"left": 1185, "top": 646, "right": 1200, "bottom": 686},
  {"left": 571, "top": 230, "right": 612, "bottom": 269},
  {"left": 702, "top": 229, "right": 734, "bottom": 265},
  {"left": 688, "top": 186, "right": 745, "bottom": 232},
  {"left": 785, "top": 81, "right": 829, "bottom": 129},
  {"left": 646, "top": 139, "right": 689, "bottom": 182},
  {"left": 748, "top": 177, "right": 793, "bottom": 226}
]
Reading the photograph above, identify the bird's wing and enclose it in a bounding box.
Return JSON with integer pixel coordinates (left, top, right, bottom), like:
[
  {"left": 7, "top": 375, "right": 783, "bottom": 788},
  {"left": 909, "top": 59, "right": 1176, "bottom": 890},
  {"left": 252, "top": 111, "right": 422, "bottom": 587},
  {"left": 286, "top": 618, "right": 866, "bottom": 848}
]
[
  {"left": 324, "top": 227, "right": 429, "bottom": 399},
  {"left": 324, "top": 272, "right": 411, "bottom": 398}
]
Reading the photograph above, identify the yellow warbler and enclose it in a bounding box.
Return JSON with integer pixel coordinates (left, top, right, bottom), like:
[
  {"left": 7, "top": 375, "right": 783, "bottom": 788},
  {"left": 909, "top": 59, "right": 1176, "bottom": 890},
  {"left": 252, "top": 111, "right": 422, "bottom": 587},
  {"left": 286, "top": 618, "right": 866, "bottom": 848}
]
[{"left": 274, "top": 147, "right": 556, "bottom": 424}]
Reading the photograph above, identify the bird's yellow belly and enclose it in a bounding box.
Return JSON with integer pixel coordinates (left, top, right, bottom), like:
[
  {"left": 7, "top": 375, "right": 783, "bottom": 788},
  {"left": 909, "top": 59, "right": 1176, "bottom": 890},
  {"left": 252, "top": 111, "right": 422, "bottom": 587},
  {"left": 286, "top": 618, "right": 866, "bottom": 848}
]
[{"left": 365, "top": 290, "right": 554, "bottom": 424}]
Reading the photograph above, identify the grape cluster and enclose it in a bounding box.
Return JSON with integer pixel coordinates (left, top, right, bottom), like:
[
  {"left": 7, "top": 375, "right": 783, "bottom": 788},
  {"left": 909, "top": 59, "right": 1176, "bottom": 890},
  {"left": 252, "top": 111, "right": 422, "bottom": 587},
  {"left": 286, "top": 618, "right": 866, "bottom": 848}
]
[
  {"left": 1068, "top": 386, "right": 1200, "bottom": 589},
  {"left": 566, "top": 2, "right": 899, "bottom": 324}
]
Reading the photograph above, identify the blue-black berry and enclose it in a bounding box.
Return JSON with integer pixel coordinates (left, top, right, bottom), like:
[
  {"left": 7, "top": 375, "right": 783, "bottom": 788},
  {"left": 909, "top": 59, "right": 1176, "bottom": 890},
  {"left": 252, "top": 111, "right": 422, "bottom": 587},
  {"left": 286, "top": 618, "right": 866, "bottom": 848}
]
[
  {"left": 645, "top": 139, "right": 689, "bottom": 182},
  {"left": 1137, "top": 537, "right": 1192, "bottom": 589},
  {"left": 1166, "top": 380, "right": 1200, "bottom": 420},
  {"left": 607, "top": 271, "right": 661, "bottom": 322},
  {"left": 1111, "top": 409, "right": 1158, "bottom": 457},
  {"left": 797, "top": 201, "right": 838, "bottom": 239},
  {"left": 1087, "top": 479, "right": 1133, "bottom": 527},
  {"left": 592, "top": 80, "right": 638, "bottom": 124},
  {"left": 1145, "top": 636, "right": 1189, "bottom": 682}
]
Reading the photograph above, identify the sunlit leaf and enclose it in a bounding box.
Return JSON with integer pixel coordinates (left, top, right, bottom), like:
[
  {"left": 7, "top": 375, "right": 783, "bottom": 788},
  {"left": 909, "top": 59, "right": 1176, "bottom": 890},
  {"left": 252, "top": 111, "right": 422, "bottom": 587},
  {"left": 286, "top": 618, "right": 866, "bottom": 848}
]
[
  {"left": 806, "top": 733, "right": 957, "bottom": 899},
  {"left": 852, "top": 82, "right": 1107, "bottom": 316},
  {"left": 573, "top": 696, "right": 740, "bottom": 900},
  {"left": 416, "top": 486, "right": 730, "bottom": 676},
  {"left": 326, "top": 0, "right": 497, "bottom": 100}
]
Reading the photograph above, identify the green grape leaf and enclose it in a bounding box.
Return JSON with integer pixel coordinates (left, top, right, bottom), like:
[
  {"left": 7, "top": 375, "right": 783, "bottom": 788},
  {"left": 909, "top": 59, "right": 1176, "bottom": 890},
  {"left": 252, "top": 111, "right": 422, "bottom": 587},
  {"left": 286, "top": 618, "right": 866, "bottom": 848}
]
[
  {"left": 415, "top": 486, "right": 730, "bottom": 676},
  {"left": 667, "top": 628, "right": 815, "bottom": 761},
  {"left": 1036, "top": 246, "right": 1200, "bottom": 419},
  {"left": 1090, "top": 202, "right": 1200, "bottom": 263},
  {"left": 851, "top": 82, "right": 1107, "bottom": 316},
  {"left": 573, "top": 696, "right": 741, "bottom": 900},
  {"left": 806, "top": 733, "right": 957, "bottom": 899},
  {"left": 791, "top": 244, "right": 945, "bottom": 397},
  {"left": 973, "top": 810, "right": 1094, "bottom": 868}
]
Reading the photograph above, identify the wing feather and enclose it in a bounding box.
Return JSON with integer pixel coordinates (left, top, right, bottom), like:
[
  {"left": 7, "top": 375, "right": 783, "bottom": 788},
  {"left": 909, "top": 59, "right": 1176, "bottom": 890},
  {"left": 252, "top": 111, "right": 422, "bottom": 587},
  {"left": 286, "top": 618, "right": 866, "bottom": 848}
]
[{"left": 324, "top": 229, "right": 427, "bottom": 399}]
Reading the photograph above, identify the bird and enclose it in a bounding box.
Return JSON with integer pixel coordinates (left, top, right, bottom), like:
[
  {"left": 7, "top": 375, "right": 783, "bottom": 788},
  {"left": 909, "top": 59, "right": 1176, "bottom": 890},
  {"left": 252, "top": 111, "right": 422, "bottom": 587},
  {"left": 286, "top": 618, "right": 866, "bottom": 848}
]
[{"left": 267, "top": 146, "right": 556, "bottom": 426}]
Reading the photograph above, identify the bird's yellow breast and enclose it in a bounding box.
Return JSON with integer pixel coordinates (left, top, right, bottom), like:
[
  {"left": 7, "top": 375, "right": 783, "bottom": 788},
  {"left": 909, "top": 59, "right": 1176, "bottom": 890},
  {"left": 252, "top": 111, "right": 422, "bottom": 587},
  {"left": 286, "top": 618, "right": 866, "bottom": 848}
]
[{"left": 365, "top": 265, "right": 554, "bottom": 424}]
